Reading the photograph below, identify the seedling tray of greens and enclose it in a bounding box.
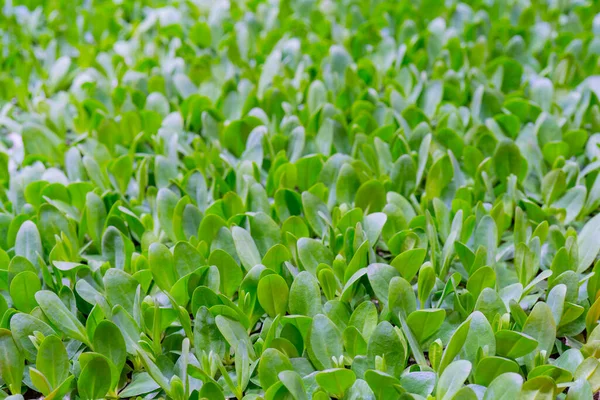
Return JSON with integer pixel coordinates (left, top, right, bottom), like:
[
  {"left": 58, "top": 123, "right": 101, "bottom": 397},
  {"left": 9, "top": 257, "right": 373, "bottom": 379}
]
[{"left": 1, "top": 0, "right": 600, "bottom": 399}]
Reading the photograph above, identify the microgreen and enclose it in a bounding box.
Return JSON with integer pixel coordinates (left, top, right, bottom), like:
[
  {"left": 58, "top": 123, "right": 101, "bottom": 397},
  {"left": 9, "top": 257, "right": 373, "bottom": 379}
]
[{"left": 0, "top": 0, "right": 600, "bottom": 399}]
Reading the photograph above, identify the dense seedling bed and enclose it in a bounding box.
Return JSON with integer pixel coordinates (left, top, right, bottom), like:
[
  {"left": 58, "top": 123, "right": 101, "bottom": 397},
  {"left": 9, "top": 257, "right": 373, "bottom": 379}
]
[{"left": 1, "top": 0, "right": 600, "bottom": 399}]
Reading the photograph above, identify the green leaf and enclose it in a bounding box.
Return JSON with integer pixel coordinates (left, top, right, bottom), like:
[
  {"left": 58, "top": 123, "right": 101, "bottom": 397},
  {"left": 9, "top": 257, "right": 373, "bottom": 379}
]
[
  {"left": 9, "top": 271, "right": 40, "bottom": 313},
  {"left": 37, "top": 335, "right": 69, "bottom": 389},
  {"left": 194, "top": 306, "right": 226, "bottom": 360},
  {"left": 367, "top": 321, "right": 406, "bottom": 377},
  {"left": 258, "top": 348, "right": 293, "bottom": 390},
  {"left": 520, "top": 376, "right": 556, "bottom": 400},
  {"left": 257, "top": 274, "right": 289, "bottom": 318},
  {"left": 436, "top": 360, "right": 471, "bottom": 400},
  {"left": 417, "top": 263, "right": 436, "bottom": 306},
  {"left": 482, "top": 373, "right": 523, "bottom": 400},
  {"left": 77, "top": 355, "right": 112, "bottom": 400},
  {"left": 101, "top": 226, "right": 132, "bottom": 271},
  {"left": 104, "top": 268, "right": 137, "bottom": 316},
  {"left": 474, "top": 216, "right": 497, "bottom": 266},
  {"left": 460, "top": 311, "right": 496, "bottom": 365},
  {"left": 390, "top": 248, "right": 426, "bottom": 281},
  {"left": 566, "top": 378, "right": 593, "bottom": 400},
  {"left": 118, "top": 373, "right": 161, "bottom": 398},
  {"left": 495, "top": 330, "right": 539, "bottom": 359},
  {"left": 388, "top": 276, "right": 416, "bottom": 320},
  {"left": 29, "top": 367, "right": 52, "bottom": 396},
  {"left": 0, "top": 329, "right": 25, "bottom": 395},
  {"left": 577, "top": 213, "right": 600, "bottom": 273},
  {"left": 474, "top": 356, "right": 519, "bottom": 386},
  {"left": 9, "top": 313, "right": 56, "bottom": 362},
  {"left": 425, "top": 154, "right": 453, "bottom": 199},
  {"left": 278, "top": 371, "right": 308, "bottom": 400},
  {"left": 528, "top": 364, "right": 572, "bottom": 384},
  {"left": 349, "top": 301, "right": 378, "bottom": 341},
  {"left": 288, "top": 271, "right": 322, "bottom": 317},
  {"left": 302, "top": 192, "right": 331, "bottom": 236},
  {"left": 14, "top": 221, "right": 43, "bottom": 268},
  {"left": 93, "top": 321, "right": 126, "bottom": 389},
  {"left": 315, "top": 368, "right": 356, "bottom": 398},
  {"left": 438, "top": 316, "right": 471, "bottom": 374},
  {"left": 297, "top": 238, "right": 334, "bottom": 276},
  {"left": 494, "top": 141, "right": 523, "bottom": 182},
  {"left": 209, "top": 249, "right": 243, "bottom": 297},
  {"left": 406, "top": 309, "right": 445, "bottom": 344},
  {"left": 35, "top": 290, "right": 90, "bottom": 347},
  {"left": 521, "top": 303, "right": 556, "bottom": 369},
  {"left": 156, "top": 188, "right": 179, "bottom": 241},
  {"left": 399, "top": 371, "right": 435, "bottom": 397},
  {"left": 416, "top": 134, "right": 432, "bottom": 187},
  {"left": 355, "top": 180, "right": 387, "bottom": 213},
  {"left": 467, "top": 266, "right": 496, "bottom": 300},
  {"left": 148, "top": 243, "right": 177, "bottom": 291},
  {"left": 232, "top": 226, "right": 262, "bottom": 271},
  {"left": 215, "top": 315, "right": 255, "bottom": 359},
  {"left": 307, "top": 314, "right": 343, "bottom": 370}
]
